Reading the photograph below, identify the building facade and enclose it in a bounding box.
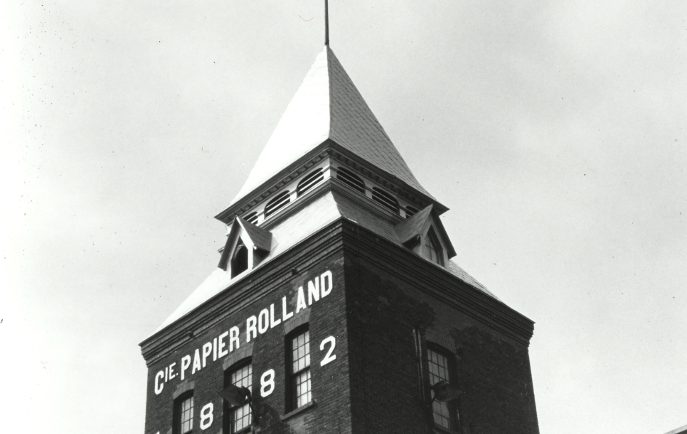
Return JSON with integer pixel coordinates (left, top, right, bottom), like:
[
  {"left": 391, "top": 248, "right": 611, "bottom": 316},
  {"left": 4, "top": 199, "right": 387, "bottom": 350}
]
[{"left": 140, "top": 46, "right": 539, "bottom": 434}]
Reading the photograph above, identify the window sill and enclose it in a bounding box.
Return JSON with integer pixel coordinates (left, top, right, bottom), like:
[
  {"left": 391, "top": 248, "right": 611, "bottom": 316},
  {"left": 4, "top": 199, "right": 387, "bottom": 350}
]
[
  {"left": 281, "top": 401, "right": 317, "bottom": 421},
  {"left": 433, "top": 425, "right": 460, "bottom": 434}
]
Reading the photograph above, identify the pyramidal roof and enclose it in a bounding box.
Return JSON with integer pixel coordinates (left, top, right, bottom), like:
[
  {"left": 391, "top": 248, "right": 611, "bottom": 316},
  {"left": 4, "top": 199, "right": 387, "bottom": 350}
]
[{"left": 230, "top": 46, "right": 432, "bottom": 205}]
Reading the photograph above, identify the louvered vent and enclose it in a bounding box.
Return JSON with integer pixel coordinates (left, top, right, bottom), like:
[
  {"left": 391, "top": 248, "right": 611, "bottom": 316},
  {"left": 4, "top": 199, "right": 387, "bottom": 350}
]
[
  {"left": 336, "top": 167, "right": 365, "bottom": 194},
  {"left": 297, "top": 168, "right": 324, "bottom": 197},
  {"left": 243, "top": 211, "right": 259, "bottom": 224},
  {"left": 264, "top": 191, "right": 291, "bottom": 218},
  {"left": 404, "top": 206, "right": 419, "bottom": 218},
  {"left": 372, "top": 187, "right": 400, "bottom": 214}
]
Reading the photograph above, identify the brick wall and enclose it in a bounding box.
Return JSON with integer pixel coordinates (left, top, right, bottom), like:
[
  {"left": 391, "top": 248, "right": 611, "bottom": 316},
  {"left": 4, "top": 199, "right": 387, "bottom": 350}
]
[
  {"left": 143, "top": 252, "right": 353, "bottom": 434},
  {"left": 344, "top": 232, "right": 539, "bottom": 434},
  {"left": 142, "top": 220, "right": 539, "bottom": 434}
]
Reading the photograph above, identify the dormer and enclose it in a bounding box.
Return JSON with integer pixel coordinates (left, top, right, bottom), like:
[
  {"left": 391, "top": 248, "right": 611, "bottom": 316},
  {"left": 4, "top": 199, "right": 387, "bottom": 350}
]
[
  {"left": 149, "top": 46, "right": 500, "bottom": 335},
  {"left": 394, "top": 205, "right": 456, "bottom": 267},
  {"left": 219, "top": 217, "right": 273, "bottom": 278}
]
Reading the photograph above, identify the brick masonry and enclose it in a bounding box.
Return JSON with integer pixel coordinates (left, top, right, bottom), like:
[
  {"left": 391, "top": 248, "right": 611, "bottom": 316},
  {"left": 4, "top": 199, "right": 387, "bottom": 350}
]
[
  {"left": 344, "top": 237, "right": 539, "bottom": 434},
  {"left": 141, "top": 219, "right": 539, "bottom": 434}
]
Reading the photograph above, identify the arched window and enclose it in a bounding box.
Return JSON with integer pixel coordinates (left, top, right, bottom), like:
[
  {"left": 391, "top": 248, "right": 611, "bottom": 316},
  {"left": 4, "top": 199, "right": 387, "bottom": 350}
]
[
  {"left": 336, "top": 167, "right": 365, "bottom": 194},
  {"left": 297, "top": 168, "right": 324, "bottom": 197},
  {"left": 372, "top": 186, "right": 400, "bottom": 214},
  {"left": 231, "top": 240, "right": 249, "bottom": 277},
  {"left": 264, "top": 190, "right": 291, "bottom": 218}
]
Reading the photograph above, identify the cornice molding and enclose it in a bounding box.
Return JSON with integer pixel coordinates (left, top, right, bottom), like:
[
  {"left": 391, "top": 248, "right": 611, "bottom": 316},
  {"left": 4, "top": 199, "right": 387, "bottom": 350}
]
[
  {"left": 140, "top": 220, "right": 345, "bottom": 365},
  {"left": 340, "top": 221, "right": 535, "bottom": 345},
  {"left": 215, "top": 144, "right": 333, "bottom": 223},
  {"left": 215, "top": 139, "right": 449, "bottom": 225},
  {"left": 142, "top": 217, "right": 534, "bottom": 366},
  {"left": 328, "top": 143, "right": 446, "bottom": 214}
]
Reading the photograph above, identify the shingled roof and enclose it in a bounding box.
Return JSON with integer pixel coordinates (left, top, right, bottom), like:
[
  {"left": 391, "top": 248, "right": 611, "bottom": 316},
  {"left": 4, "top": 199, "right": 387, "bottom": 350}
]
[
  {"left": 154, "top": 192, "right": 495, "bottom": 334},
  {"left": 230, "top": 46, "right": 431, "bottom": 205}
]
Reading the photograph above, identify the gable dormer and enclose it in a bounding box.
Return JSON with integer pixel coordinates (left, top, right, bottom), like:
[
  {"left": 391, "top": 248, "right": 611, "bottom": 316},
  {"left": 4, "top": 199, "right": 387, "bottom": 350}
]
[
  {"left": 219, "top": 217, "right": 273, "bottom": 278},
  {"left": 150, "top": 45, "right": 500, "bottom": 335},
  {"left": 394, "top": 205, "right": 456, "bottom": 267}
]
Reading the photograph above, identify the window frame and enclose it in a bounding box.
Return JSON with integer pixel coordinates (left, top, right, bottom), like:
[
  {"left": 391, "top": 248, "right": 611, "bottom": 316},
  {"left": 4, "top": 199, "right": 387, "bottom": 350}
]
[
  {"left": 285, "top": 325, "right": 312, "bottom": 412},
  {"left": 224, "top": 358, "right": 253, "bottom": 434},
  {"left": 426, "top": 343, "right": 460, "bottom": 432},
  {"left": 173, "top": 391, "right": 194, "bottom": 434}
]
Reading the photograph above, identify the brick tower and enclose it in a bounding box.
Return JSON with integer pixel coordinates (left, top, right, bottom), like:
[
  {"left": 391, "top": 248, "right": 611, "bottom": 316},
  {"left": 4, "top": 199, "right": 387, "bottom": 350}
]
[{"left": 140, "top": 44, "right": 539, "bottom": 434}]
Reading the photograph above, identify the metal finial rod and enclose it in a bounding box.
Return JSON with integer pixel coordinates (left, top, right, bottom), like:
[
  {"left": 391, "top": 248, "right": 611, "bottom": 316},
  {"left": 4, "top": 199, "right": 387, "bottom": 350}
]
[{"left": 325, "top": 0, "right": 330, "bottom": 46}]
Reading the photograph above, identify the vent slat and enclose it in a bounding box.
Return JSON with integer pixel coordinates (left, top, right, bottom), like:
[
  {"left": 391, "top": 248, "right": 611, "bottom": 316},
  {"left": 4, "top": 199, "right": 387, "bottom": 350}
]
[
  {"left": 264, "top": 191, "right": 291, "bottom": 218},
  {"left": 404, "top": 206, "right": 419, "bottom": 218},
  {"left": 243, "top": 211, "right": 259, "bottom": 224},
  {"left": 372, "top": 187, "right": 400, "bottom": 214},
  {"left": 297, "top": 168, "right": 325, "bottom": 197},
  {"left": 336, "top": 167, "right": 365, "bottom": 194}
]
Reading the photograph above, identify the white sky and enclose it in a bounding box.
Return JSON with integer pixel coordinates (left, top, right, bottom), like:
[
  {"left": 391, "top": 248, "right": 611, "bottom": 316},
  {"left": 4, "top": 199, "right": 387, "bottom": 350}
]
[{"left": 1, "top": 1, "right": 686, "bottom": 433}]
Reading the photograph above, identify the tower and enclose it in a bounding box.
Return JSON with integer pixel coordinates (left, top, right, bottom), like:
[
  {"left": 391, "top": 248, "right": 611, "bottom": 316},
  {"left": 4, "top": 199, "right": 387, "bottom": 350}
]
[{"left": 140, "top": 42, "right": 539, "bottom": 434}]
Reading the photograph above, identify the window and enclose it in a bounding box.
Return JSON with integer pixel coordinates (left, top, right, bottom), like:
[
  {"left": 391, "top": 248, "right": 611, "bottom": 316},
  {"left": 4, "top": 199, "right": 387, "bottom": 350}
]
[
  {"left": 287, "top": 327, "right": 312, "bottom": 410},
  {"left": 225, "top": 361, "right": 252, "bottom": 433},
  {"left": 372, "top": 186, "right": 400, "bottom": 214},
  {"left": 174, "top": 392, "right": 194, "bottom": 434},
  {"left": 264, "top": 190, "right": 291, "bottom": 218},
  {"left": 423, "top": 228, "right": 444, "bottom": 266},
  {"left": 336, "top": 167, "right": 365, "bottom": 194},
  {"left": 231, "top": 240, "right": 249, "bottom": 277},
  {"left": 427, "top": 347, "right": 458, "bottom": 431},
  {"left": 297, "top": 168, "right": 324, "bottom": 197}
]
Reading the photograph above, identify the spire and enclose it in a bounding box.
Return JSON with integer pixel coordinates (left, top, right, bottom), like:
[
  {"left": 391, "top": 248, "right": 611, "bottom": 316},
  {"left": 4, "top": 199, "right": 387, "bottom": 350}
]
[
  {"left": 325, "top": 0, "right": 330, "bottom": 46},
  {"left": 229, "top": 46, "right": 433, "bottom": 205}
]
